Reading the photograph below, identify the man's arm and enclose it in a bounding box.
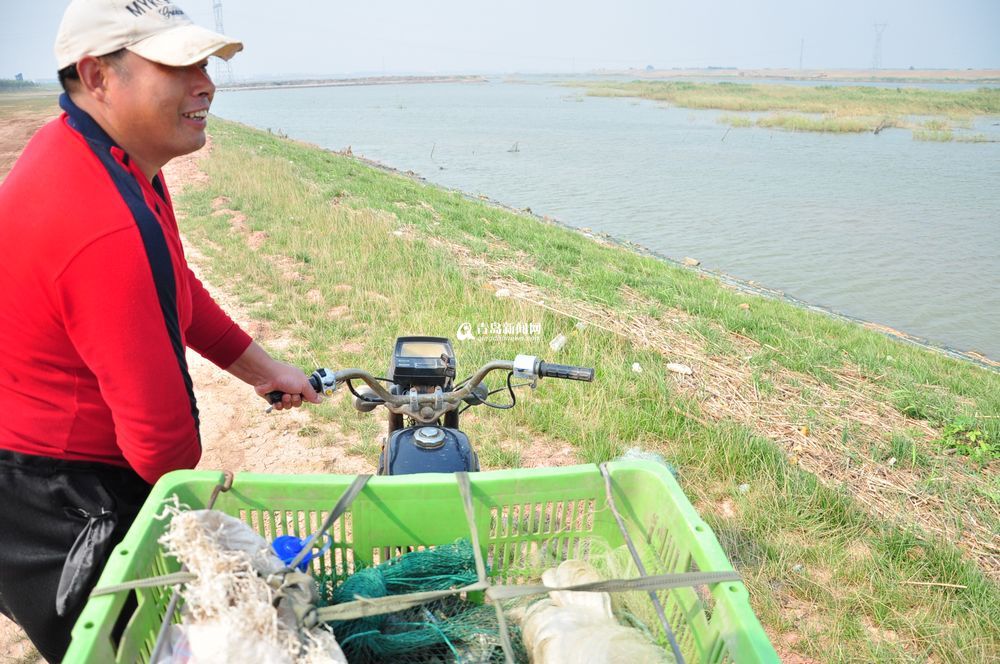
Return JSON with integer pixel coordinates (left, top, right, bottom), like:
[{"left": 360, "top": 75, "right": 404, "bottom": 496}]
[{"left": 184, "top": 267, "right": 252, "bottom": 367}]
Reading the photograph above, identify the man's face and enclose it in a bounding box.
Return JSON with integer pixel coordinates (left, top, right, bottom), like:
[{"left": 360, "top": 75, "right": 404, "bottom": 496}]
[{"left": 102, "top": 51, "right": 215, "bottom": 175}]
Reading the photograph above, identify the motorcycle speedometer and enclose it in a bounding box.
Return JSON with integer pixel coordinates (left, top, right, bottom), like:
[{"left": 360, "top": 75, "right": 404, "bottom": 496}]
[{"left": 388, "top": 336, "right": 457, "bottom": 388}]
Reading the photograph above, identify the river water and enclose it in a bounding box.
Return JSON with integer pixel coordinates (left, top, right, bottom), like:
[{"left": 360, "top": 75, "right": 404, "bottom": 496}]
[{"left": 211, "top": 81, "right": 1000, "bottom": 360}]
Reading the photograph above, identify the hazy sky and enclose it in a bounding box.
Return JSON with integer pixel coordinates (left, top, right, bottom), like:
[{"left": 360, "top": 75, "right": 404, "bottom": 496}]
[{"left": 3, "top": 0, "right": 998, "bottom": 81}]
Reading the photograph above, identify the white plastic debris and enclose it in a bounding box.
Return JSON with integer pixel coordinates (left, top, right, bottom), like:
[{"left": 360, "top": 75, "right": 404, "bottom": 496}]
[
  {"left": 519, "top": 560, "right": 670, "bottom": 663},
  {"left": 621, "top": 448, "right": 679, "bottom": 476},
  {"left": 631, "top": 362, "right": 643, "bottom": 373},
  {"left": 549, "top": 334, "right": 568, "bottom": 352},
  {"left": 155, "top": 504, "right": 346, "bottom": 664},
  {"left": 665, "top": 363, "right": 693, "bottom": 376},
  {"left": 622, "top": 447, "right": 665, "bottom": 464},
  {"left": 495, "top": 288, "right": 512, "bottom": 298}
]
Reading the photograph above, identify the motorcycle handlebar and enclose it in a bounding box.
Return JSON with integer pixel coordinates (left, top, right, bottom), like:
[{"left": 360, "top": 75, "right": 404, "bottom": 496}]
[
  {"left": 265, "top": 370, "right": 333, "bottom": 405},
  {"left": 265, "top": 358, "right": 596, "bottom": 418},
  {"left": 537, "top": 361, "right": 595, "bottom": 382}
]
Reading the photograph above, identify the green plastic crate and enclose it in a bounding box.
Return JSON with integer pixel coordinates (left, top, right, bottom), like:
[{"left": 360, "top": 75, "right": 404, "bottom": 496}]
[{"left": 65, "top": 461, "right": 778, "bottom": 663}]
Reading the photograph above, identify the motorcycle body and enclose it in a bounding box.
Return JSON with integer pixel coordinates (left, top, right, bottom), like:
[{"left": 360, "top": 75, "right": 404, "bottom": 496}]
[{"left": 379, "top": 425, "right": 478, "bottom": 475}]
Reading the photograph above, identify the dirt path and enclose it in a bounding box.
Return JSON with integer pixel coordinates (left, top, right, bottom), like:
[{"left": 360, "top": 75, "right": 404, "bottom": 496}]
[
  {"left": 166, "top": 143, "right": 374, "bottom": 478},
  {"left": 0, "top": 104, "right": 58, "bottom": 182},
  {"left": 0, "top": 103, "right": 57, "bottom": 664}
]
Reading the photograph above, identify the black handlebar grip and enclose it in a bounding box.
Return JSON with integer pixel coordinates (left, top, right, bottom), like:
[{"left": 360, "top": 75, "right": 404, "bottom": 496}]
[
  {"left": 266, "top": 374, "right": 325, "bottom": 404},
  {"left": 538, "top": 362, "right": 595, "bottom": 382}
]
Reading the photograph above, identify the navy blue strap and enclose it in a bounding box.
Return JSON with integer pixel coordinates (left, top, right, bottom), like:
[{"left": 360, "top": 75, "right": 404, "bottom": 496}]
[{"left": 60, "top": 94, "right": 200, "bottom": 443}]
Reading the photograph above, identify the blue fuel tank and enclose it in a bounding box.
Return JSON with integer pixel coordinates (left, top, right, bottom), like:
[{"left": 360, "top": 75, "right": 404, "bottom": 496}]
[{"left": 379, "top": 426, "right": 480, "bottom": 475}]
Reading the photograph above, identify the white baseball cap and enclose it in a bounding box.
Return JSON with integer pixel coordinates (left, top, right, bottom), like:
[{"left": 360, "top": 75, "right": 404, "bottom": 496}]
[{"left": 54, "top": 0, "right": 243, "bottom": 70}]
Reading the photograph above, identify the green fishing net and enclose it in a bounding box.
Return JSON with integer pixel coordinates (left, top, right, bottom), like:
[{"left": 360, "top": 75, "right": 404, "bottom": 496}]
[{"left": 316, "top": 539, "right": 527, "bottom": 663}]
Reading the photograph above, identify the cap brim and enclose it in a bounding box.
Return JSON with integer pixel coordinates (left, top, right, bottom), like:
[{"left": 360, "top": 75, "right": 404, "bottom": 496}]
[{"left": 127, "top": 24, "right": 242, "bottom": 67}]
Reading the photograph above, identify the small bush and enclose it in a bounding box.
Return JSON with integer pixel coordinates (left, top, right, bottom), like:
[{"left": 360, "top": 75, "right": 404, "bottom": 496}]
[
  {"left": 922, "top": 118, "right": 949, "bottom": 131},
  {"left": 717, "top": 113, "right": 753, "bottom": 127},
  {"left": 938, "top": 416, "right": 997, "bottom": 462},
  {"left": 913, "top": 129, "right": 954, "bottom": 142},
  {"left": 756, "top": 113, "right": 874, "bottom": 133}
]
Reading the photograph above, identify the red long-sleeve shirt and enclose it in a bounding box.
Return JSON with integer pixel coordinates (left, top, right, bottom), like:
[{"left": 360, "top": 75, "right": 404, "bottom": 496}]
[{"left": 0, "top": 94, "right": 251, "bottom": 484}]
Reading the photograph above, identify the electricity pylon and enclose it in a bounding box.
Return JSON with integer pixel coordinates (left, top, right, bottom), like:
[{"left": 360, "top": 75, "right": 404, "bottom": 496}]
[{"left": 213, "top": 0, "right": 234, "bottom": 86}]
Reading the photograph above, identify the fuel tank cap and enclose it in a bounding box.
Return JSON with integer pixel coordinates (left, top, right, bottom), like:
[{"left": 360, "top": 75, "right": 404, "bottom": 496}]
[{"left": 414, "top": 426, "right": 446, "bottom": 449}]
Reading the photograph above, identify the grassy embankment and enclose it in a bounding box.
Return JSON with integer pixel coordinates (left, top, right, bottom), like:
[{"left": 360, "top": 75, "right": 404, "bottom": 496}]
[
  {"left": 173, "top": 117, "right": 999, "bottom": 662},
  {"left": 579, "top": 81, "right": 1000, "bottom": 141},
  {"left": 0, "top": 91, "right": 59, "bottom": 112},
  {"left": 0, "top": 92, "right": 61, "bottom": 182}
]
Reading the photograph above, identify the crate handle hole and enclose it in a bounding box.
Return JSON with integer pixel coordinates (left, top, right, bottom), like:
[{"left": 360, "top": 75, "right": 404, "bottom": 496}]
[
  {"left": 728, "top": 585, "right": 739, "bottom": 593},
  {"left": 119, "top": 549, "right": 129, "bottom": 555},
  {"left": 695, "top": 525, "right": 705, "bottom": 533},
  {"left": 84, "top": 621, "right": 94, "bottom": 629}
]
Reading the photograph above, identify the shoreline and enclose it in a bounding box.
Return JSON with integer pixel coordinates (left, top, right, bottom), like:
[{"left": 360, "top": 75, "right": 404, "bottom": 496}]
[
  {"left": 280, "top": 133, "right": 999, "bottom": 370},
  {"left": 3, "top": 91, "right": 995, "bottom": 367}
]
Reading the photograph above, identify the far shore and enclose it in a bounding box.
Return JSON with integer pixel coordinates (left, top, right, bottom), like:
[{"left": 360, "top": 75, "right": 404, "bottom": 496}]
[
  {"left": 6, "top": 68, "right": 998, "bottom": 94},
  {"left": 593, "top": 67, "right": 1000, "bottom": 84},
  {"left": 217, "top": 74, "right": 488, "bottom": 92}
]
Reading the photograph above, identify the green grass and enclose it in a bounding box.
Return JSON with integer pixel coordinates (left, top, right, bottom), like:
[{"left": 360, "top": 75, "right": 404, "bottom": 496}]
[
  {"left": 718, "top": 111, "right": 891, "bottom": 133},
  {"left": 913, "top": 129, "right": 955, "bottom": 142},
  {"left": 922, "top": 119, "right": 950, "bottom": 131},
  {"left": 756, "top": 113, "right": 884, "bottom": 133},
  {"left": 173, "top": 118, "right": 1000, "bottom": 663},
  {"left": 717, "top": 115, "right": 994, "bottom": 141},
  {"left": 0, "top": 91, "right": 59, "bottom": 116},
  {"left": 717, "top": 113, "right": 753, "bottom": 128},
  {"left": 582, "top": 80, "right": 1000, "bottom": 138},
  {"left": 877, "top": 432, "right": 931, "bottom": 469},
  {"left": 580, "top": 80, "right": 1000, "bottom": 116}
]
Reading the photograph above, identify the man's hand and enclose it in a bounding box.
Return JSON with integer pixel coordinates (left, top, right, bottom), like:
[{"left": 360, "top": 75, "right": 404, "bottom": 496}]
[
  {"left": 253, "top": 363, "right": 321, "bottom": 411},
  {"left": 225, "top": 342, "right": 322, "bottom": 410}
]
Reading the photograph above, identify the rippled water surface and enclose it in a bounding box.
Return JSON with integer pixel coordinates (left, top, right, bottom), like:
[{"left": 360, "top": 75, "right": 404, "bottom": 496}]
[{"left": 212, "top": 81, "right": 1000, "bottom": 359}]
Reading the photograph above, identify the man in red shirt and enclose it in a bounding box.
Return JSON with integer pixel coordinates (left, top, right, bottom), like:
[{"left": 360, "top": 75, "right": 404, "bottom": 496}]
[{"left": 0, "top": 1, "right": 319, "bottom": 659}]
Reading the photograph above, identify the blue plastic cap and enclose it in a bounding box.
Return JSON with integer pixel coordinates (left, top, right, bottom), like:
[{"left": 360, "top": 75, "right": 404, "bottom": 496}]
[{"left": 272, "top": 535, "right": 311, "bottom": 572}]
